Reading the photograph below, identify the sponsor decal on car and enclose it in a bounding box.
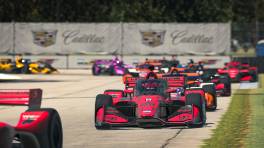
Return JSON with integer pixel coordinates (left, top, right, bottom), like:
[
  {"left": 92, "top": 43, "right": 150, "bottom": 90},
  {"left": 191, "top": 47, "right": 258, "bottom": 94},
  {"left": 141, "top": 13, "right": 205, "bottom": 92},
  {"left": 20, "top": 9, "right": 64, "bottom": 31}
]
[
  {"left": 143, "top": 110, "right": 151, "bottom": 113},
  {"left": 140, "top": 102, "right": 155, "bottom": 107},
  {"left": 145, "top": 98, "right": 152, "bottom": 102}
]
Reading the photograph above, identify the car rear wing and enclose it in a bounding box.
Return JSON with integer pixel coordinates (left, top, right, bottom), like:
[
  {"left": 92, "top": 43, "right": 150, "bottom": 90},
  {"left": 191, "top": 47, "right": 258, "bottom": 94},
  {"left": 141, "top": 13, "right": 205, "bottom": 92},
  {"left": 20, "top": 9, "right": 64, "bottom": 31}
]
[
  {"left": 124, "top": 76, "right": 139, "bottom": 87},
  {"left": 162, "top": 75, "right": 187, "bottom": 87},
  {"left": 124, "top": 74, "right": 187, "bottom": 88},
  {"left": 0, "top": 89, "right": 42, "bottom": 109}
]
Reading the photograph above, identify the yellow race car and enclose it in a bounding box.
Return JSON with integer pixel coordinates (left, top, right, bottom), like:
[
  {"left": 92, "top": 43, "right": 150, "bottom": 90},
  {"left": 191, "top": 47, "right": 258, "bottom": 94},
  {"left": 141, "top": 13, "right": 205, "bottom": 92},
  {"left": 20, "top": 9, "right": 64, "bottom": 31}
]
[
  {"left": 14, "top": 58, "right": 58, "bottom": 74},
  {"left": 0, "top": 58, "right": 15, "bottom": 73}
]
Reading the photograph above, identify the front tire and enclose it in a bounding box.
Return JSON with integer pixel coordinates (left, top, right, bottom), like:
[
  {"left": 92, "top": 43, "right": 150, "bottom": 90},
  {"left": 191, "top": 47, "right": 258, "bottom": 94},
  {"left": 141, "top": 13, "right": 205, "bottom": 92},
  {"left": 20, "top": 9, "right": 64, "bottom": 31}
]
[
  {"left": 186, "top": 93, "right": 206, "bottom": 128},
  {"left": 95, "top": 94, "right": 113, "bottom": 129}
]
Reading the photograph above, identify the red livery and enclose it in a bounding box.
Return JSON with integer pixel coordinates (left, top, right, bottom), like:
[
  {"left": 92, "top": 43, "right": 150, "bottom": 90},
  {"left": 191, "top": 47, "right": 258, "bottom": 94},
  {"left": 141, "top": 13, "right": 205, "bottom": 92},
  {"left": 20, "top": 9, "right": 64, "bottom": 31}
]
[
  {"left": 95, "top": 78, "right": 206, "bottom": 129},
  {"left": 123, "top": 73, "right": 217, "bottom": 111},
  {"left": 217, "top": 61, "right": 258, "bottom": 82},
  {"left": 0, "top": 89, "right": 62, "bottom": 148}
]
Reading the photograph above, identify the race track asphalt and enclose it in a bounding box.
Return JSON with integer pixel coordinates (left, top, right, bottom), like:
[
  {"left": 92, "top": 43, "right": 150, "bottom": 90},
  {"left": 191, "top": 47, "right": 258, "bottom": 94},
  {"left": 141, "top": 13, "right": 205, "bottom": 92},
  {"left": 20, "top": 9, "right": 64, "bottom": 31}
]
[{"left": 0, "top": 70, "right": 243, "bottom": 148}]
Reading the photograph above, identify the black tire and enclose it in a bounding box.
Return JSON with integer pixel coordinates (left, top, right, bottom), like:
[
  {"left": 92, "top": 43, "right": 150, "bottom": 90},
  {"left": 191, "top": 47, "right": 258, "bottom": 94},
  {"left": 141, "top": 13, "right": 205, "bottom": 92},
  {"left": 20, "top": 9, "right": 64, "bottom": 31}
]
[
  {"left": 202, "top": 84, "right": 217, "bottom": 111},
  {"left": 186, "top": 93, "right": 206, "bottom": 128},
  {"left": 219, "top": 77, "right": 231, "bottom": 96},
  {"left": 124, "top": 68, "right": 130, "bottom": 75},
  {"left": 21, "top": 64, "right": 30, "bottom": 74},
  {"left": 104, "top": 89, "right": 124, "bottom": 97},
  {"left": 250, "top": 73, "right": 258, "bottom": 82},
  {"left": 202, "top": 84, "right": 216, "bottom": 96},
  {"left": 235, "top": 74, "right": 241, "bottom": 82},
  {"left": 11, "top": 67, "right": 21, "bottom": 74},
  {"left": 47, "top": 65, "right": 57, "bottom": 73},
  {"left": 17, "top": 132, "right": 40, "bottom": 148},
  {"left": 0, "top": 124, "right": 14, "bottom": 148},
  {"left": 95, "top": 94, "right": 113, "bottom": 112},
  {"left": 92, "top": 64, "right": 100, "bottom": 75},
  {"left": 186, "top": 93, "right": 203, "bottom": 110},
  {"left": 248, "top": 70, "right": 255, "bottom": 75},
  {"left": 109, "top": 66, "right": 115, "bottom": 75},
  {"left": 95, "top": 94, "right": 113, "bottom": 129},
  {"left": 26, "top": 108, "right": 63, "bottom": 148}
]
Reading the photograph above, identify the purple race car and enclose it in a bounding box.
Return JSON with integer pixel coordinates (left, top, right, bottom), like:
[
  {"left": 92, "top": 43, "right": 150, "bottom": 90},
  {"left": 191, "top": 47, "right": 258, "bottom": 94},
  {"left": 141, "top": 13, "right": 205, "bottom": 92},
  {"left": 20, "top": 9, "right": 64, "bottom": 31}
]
[{"left": 92, "top": 57, "right": 132, "bottom": 75}]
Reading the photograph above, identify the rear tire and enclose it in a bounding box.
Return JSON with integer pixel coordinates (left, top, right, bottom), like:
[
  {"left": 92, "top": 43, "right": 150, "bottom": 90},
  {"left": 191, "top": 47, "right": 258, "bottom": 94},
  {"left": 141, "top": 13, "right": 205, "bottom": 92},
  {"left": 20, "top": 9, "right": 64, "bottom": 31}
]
[
  {"left": 219, "top": 77, "right": 231, "bottom": 96},
  {"left": 250, "top": 73, "right": 258, "bottom": 82},
  {"left": 48, "top": 65, "right": 57, "bottom": 73},
  {"left": 235, "top": 74, "right": 241, "bottom": 82},
  {"left": 202, "top": 84, "right": 217, "bottom": 111},
  {"left": 186, "top": 93, "right": 206, "bottom": 128},
  {"left": 124, "top": 68, "right": 130, "bottom": 75},
  {"left": 95, "top": 94, "right": 113, "bottom": 129},
  {"left": 0, "top": 124, "right": 14, "bottom": 148},
  {"left": 21, "top": 64, "right": 30, "bottom": 74},
  {"left": 26, "top": 108, "right": 63, "bottom": 148},
  {"left": 92, "top": 64, "right": 100, "bottom": 75},
  {"left": 109, "top": 66, "right": 116, "bottom": 75}
]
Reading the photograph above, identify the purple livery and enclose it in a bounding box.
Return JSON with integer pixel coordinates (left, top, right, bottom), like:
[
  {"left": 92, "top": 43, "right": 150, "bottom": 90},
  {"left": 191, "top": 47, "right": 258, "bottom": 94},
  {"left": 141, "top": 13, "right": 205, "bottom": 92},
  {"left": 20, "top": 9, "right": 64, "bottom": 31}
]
[{"left": 92, "top": 57, "right": 132, "bottom": 75}]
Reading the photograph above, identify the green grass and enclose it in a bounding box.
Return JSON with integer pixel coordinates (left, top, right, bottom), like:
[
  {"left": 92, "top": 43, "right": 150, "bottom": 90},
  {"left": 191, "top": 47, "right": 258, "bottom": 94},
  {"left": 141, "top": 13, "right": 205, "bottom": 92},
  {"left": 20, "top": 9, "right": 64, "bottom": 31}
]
[
  {"left": 202, "top": 92, "right": 250, "bottom": 148},
  {"left": 202, "top": 74, "right": 264, "bottom": 148},
  {"left": 245, "top": 91, "right": 264, "bottom": 148}
]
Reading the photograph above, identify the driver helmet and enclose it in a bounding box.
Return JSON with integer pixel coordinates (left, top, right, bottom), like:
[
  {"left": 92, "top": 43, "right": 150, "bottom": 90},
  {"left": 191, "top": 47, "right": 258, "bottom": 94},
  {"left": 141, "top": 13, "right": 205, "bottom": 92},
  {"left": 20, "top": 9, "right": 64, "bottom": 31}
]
[
  {"left": 197, "top": 71, "right": 204, "bottom": 75},
  {"left": 148, "top": 65, "right": 155, "bottom": 71},
  {"left": 189, "top": 59, "right": 194, "bottom": 64},
  {"left": 146, "top": 71, "right": 158, "bottom": 79},
  {"left": 176, "top": 87, "right": 184, "bottom": 95},
  {"left": 211, "top": 74, "right": 220, "bottom": 79},
  {"left": 112, "top": 56, "right": 119, "bottom": 62},
  {"left": 171, "top": 68, "right": 179, "bottom": 75}
]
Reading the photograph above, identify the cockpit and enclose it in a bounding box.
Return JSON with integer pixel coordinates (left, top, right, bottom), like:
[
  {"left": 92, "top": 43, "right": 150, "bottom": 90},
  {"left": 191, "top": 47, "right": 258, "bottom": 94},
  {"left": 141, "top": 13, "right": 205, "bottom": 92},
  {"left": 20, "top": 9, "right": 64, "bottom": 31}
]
[{"left": 135, "top": 79, "right": 168, "bottom": 97}]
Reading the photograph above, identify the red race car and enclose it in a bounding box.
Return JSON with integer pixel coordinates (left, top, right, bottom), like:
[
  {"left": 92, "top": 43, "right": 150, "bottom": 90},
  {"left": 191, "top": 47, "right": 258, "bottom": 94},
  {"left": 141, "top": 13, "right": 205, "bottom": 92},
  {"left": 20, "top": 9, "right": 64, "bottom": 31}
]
[
  {"left": 123, "top": 72, "right": 217, "bottom": 111},
  {"left": 95, "top": 78, "right": 206, "bottom": 129},
  {"left": 218, "top": 61, "right": 258, "bottom": 82},
  {"left": 0, "top": 89, "right": 63, "bottom": 148}
]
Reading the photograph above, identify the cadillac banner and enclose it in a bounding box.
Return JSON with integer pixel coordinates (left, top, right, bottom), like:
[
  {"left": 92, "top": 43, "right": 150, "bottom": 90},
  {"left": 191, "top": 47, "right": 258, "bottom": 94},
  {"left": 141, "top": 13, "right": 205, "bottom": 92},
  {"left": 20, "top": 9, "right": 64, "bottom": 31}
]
[
  {"left": 0, "top": 23, "right": 230, "bottom": 55},
  {"left": 15, "top": 23, "right": 121, "bottom": 54},
  {"left": 123, "top": 23, "right": 230, "bottom": 55}
]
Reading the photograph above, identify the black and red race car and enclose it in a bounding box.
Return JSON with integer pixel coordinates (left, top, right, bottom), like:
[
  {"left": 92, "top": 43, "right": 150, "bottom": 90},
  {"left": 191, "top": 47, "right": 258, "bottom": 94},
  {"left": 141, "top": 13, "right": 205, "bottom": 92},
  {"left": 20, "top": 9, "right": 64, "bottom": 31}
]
[
  {"left": 217, "top": 61, "right": 258, "bottom": 82},
  {"left": 95, "top": 77, "right": 206, "bottom": 129},
  {"left": 123, "top": 72, "right": 217, "bottom": 111},
  {"left": 0, "top": 89, "right": 63, "bottom": 148},
  {"left": 201, "top": 74, "right": 231, "bottom": 97}
]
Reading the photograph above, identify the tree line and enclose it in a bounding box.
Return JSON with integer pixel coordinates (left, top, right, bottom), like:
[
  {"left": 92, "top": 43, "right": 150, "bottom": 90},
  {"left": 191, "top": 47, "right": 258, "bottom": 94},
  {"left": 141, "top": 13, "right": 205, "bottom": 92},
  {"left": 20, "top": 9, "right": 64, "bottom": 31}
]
[{"left": 0, "top": 0, "right": 262, "bottom": 22}]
